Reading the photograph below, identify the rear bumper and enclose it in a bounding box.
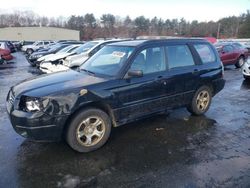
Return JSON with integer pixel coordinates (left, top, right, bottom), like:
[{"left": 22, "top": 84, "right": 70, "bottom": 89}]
[
  {"left": 2, "top": 54, "right": 13, "bottom": 61},
  {"left": 212, "top": 78, "right": 225, "bottom": 95}
]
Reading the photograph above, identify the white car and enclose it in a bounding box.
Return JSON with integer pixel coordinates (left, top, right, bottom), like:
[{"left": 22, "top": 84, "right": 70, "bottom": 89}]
[
  {"left": 242, "top": 58, "right": 250, "bottom": 80},
  {"left": 62, "top": 41, "right": 101, "bottom": 68},
  {"left": 39, "top": 62, "right": 69, "bottom": 74},
  {"left": 22, "top": 41, "right": 54, "bottom": 54},
  {"left": 37, "top": 44, "right": 80, "bottom": 63},
  {"left": 62, "top": 39, "right": 127, "bottom": 68},
  {"left": 40, "top": 39, "right": 128, "bottom": 74}
]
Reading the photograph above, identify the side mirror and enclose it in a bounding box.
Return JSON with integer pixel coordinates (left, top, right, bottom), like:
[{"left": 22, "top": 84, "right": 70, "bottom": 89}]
[{"left": 128, "top": 70, "right": 143, "bottom": 78}]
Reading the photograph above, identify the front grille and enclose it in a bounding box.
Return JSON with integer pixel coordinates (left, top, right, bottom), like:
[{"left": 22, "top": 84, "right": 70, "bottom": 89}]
[{"left": 8, "top": 90, "right": 15, "bottom": 105}]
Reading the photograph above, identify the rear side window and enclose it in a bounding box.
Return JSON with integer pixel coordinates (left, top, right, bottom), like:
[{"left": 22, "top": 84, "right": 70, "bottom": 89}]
[
  {"left": 194, "top": 44, "right": 216, "bottom": 63},
  {"left": 166, "top": 45, "right": 195, "bottom": 69}
]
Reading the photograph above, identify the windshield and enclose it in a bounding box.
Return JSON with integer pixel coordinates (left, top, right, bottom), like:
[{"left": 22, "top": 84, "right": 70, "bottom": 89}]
[
  {"left": 48, "top": 44, "right": 62, "bottom": 52},
  {"left": 57, "top": 45, "right": 77, "bottom": 53},
  {"left": 80, "top": 45, "right": 135, "bottom": 77},
  {"left": 72, "top": 42, "right": 99, "bottom": 54}
]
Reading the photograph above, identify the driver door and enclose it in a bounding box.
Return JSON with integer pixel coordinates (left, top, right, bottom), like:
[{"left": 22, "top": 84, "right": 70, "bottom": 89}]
[{"left": 113, "top": 46, "right": 168, "bottom": 122}]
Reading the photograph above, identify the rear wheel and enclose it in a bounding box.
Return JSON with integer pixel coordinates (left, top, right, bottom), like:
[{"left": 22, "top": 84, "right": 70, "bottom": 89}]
[
  {"left": 235, "top": 56, "right": 245, "bottom": 68},
  {"left": 187, "top": 86, "right": 212, "bottom": 116},
  {"left": 66, "top": 108, "right": 111, "bottom": 153}
]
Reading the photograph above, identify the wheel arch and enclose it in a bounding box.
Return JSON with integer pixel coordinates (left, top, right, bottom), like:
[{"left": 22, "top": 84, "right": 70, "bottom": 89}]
[{"left": 62, "top": 101, "right": 117, "bottom": 138}]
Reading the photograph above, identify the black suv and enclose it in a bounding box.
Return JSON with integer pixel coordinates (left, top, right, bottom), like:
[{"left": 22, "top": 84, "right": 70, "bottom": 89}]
[{"left": 6, "top": 39, "right": 225, "bottom": 152}]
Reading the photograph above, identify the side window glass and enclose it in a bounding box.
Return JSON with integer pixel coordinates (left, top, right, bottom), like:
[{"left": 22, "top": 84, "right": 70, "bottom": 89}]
[
  {"left": 166, "top": 45, "right": 195, "bottom": 69},
  {"left": 223, "top": 45, "right": 233, "bottom": 53},
  {"left": 194, "top": 44, "right": 216, "bottom": 63},
  {"left": 130, "top": 47, "right": 166, "bottom": 74}
]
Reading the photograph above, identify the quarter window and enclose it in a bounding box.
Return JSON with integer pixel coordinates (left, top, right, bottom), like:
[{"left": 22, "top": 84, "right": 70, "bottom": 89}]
[
  {"left": 166, "top": 45, "right": 195, "bottom": 69},
  {"left": 130, "top": 47, "right": 166, "bottom": 74},
  {"left": 194, "top": 44, "right": 216, "bottom": 63}
]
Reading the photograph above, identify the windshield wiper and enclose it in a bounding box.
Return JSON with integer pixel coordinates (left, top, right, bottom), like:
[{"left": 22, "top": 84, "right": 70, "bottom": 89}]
[{"left": 80, "top": 68, "right": 95, "bottom": 76}]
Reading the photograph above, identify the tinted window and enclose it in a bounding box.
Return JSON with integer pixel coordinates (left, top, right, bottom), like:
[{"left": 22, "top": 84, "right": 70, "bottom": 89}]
[
  {"left": 223, "top": 45, "right": 234, "bottom": 53},
  {"left": 130, "top": 47, "right": 166, "bottom": 74},
  {"left": 166, "top": 45, "right": 195, "bottom": 69},
  {"left": 194, "top": 44, "right": 216, "bottom": 63}
]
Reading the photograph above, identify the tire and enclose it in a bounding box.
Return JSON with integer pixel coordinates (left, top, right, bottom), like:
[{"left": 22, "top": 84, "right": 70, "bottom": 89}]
[
  {"left": 26, "top": 48, "right": 33, "bottom": 55},
  {"left": 235, "top": 56, "right": 245, "bottom": 68},
  {"left": 243, "top": 75, "right": 250, "bottom": 81},
  {"left": 66, "top": 108, "right": 112, "bottom": 153},
  {"left": 187, "top": 86, "right": 212, "bottom": 116}
]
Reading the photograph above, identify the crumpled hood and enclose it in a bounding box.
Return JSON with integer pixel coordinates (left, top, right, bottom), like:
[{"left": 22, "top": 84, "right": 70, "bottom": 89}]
[{"left": 12, "top": 70, "right": 108, "bottom": 97}]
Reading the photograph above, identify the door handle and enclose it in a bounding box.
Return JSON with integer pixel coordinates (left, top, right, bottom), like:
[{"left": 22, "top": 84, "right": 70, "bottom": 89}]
[{"left": 192, "top": 69, "right": 199, "bottom": 75}]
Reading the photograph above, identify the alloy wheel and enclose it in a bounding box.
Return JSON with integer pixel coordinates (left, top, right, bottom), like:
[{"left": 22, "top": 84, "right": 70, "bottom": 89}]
[{"left": 76, "top": 116, "right": 105, "bottom": 147}]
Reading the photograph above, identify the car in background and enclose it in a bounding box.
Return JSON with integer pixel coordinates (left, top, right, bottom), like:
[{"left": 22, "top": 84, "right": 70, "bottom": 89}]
[
  {"left": 21, "top": 41, "right": 55, "bottom": 55},
  {"left": 40, "top": 39, "right": 129, "bottom": 74},
  {"left": 27, "top": 44, "right": 70, "bottom": 66},
  {"left": 37, "top": 44, "right": 81, "bottom": 64},
  {"left": 39, "top": 43, "right": 95, "bottom": 73},
  {"left": 63, "top": 39, "right": 128, "bottom": 69},
  {"left": 0, "top": 41, "right": 16, "bottom": 52},
  {"left": 6, "top": 39, "right": 225, "bottom": 152},
  {"left": 13, "top": 40, "right": 35, "bottom": 51},
  {"left": 0, "top": 48, "right": 13, "bottom": 61},
  {"left": 214, "top": 43, "right": 248, "bottom": 68},
  {"left": 242, "top": 59, "right": 250, "bottom": 80},
  {"left": 36, "top": 44, "right": 81, "bottom": 69}
]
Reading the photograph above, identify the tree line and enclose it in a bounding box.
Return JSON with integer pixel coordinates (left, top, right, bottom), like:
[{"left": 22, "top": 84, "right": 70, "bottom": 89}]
[{"left": 0, "top": 10, "right": 249, "bottom": 40}]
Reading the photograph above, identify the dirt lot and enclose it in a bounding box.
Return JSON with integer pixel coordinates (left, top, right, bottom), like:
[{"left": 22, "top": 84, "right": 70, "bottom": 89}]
[{"left": 0, "top": 53, "right": 250, "bottom": 188}]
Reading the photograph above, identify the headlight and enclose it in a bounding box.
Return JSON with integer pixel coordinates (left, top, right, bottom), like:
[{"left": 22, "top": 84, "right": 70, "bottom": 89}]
[
  {"left": 23, "top": 96, "right": 49, "bottom": 112},
  {"left": 34, "top": 54, "right": 43, "bottom": 59}
]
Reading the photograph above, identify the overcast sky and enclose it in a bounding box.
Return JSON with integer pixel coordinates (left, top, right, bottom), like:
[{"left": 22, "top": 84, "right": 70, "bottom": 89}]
[{"left": 0, "top": 0, "right": 250, "bottom": 21}]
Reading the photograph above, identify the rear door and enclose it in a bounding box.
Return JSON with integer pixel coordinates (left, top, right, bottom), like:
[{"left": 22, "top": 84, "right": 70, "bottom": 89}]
[
  {"left": 221, "top": 45, "right": 235, "bottom": 64},
  {"left": 164, "top": 44, "right": 200, "bottom": 106}
]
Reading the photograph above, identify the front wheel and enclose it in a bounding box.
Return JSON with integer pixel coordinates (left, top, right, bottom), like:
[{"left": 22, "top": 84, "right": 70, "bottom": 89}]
[
  {"left": 26, "top": 48, "right": 33, "bottom": 55},
  {"left": 187, "top": 86, "right": 212, "bottom": 116},
  {"left": 66, "top": 108, "right": 111, "bottom": 153}
]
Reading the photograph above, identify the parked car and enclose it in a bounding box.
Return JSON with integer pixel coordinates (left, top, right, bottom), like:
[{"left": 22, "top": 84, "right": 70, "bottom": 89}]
[
  {"left": 37, "top": 44, "right": 81, "bottom": 69},
  {"left": 37, "top": 44, "right": 81, "bottom": 65},
  {"left": 0, "top": 48, "right": 13, "bottom": 61},
  {"left": 21, "top": 41, "right": 55, "bottom": 55},
  {"left": 214, "top": 43, "right": 248, "bottom": 68},
  {"left": 63, "top": 39, "right": 129, "bottom": 69},
  {"left": 242, "top": 59, "right": 250, "bottom": 80},
  {"left": 40, "top": 40, "right": 125, "bottom": 74},
  {"left": 0, "top": 41, "right": 16, "bottom": 52},
  {"left": 27, "top": 44, "right": 70, "bottom": 66},
  {"left": 6, "top": 39, "right": 225, "bottom": 152},
  {"left": 13, "top": 40, "right": 35, "bottom": 51}
]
